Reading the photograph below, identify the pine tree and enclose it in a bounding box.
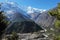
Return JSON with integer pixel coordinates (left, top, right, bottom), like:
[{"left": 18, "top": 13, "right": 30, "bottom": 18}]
[
  {"left": 48, "top": 3, "right": 60, "bottom": 40},
  {"left": 0, "top": 11, "right": 7, "bottom": 38},
  {"left": 0, "top": 4, "right": 9, "bottom": 38},
  {"left": 10, "top": 31, "right": 18, "bottom": 40}
]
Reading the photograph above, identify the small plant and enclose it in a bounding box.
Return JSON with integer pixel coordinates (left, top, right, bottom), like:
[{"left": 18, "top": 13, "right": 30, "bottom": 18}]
[{"left": 11, "top": 31, "right": 18, "bottom": 40}]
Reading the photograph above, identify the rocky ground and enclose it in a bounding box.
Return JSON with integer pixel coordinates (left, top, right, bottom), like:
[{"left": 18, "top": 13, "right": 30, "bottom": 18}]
[{"left": 2, "top": 32, "right": 53, "bottom": 40}]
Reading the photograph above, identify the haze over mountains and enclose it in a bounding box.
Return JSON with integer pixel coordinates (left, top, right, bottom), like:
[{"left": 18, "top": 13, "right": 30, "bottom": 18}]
[
  {"left": 0, "top": 2, "right": 44, "bottom": 34},
  {"left": 0, "top": 2, "right": 56, "bottom": 29}
]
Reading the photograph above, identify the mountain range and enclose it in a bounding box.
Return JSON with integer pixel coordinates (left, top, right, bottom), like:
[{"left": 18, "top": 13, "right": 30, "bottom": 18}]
[
  {"left": 0, "top": 2, "right": 56, "bottom": 33},
  {"left": 0, "top": 2, "right": 44, "bottom": 34}
]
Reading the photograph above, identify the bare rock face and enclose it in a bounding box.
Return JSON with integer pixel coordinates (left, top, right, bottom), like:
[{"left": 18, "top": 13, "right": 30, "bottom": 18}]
[
  {"left": 28, "top": 11, "right": 56, "bottom": 28},
  {"left": 36, "top": 12, "right": 56, "bottom": 27}
]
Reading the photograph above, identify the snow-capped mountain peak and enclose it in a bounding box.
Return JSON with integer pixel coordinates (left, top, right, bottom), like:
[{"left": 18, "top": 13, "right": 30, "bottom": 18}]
[
  {"left": 25, "top": 6, "right": 46, "bottom": 20},
  {"left": 27, "top": 6, "right": 46, "bottom": 13}
]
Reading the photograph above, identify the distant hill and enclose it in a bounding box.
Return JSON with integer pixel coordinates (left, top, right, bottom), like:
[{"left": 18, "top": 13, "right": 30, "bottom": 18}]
[{"left": 5, "top": 21, "right": 43, "bottom": 34}]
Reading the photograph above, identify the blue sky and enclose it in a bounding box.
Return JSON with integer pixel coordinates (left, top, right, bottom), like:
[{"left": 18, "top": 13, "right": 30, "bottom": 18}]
[{"left": 0, "top": 0, "right": 60, "bottom": 10}]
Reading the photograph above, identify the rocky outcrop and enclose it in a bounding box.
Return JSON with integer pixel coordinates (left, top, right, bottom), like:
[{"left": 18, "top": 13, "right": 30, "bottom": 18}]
[{"left": 35, "top": 12, "right": 56, "bottom": 27}]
